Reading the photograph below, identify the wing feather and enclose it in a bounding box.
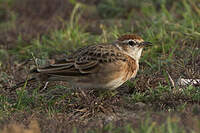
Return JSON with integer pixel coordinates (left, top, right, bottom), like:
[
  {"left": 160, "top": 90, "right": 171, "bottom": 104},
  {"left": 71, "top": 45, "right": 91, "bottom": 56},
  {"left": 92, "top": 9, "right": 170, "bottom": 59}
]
[{"left": 32, "top": 44, "right": 127, "bottom": 78}]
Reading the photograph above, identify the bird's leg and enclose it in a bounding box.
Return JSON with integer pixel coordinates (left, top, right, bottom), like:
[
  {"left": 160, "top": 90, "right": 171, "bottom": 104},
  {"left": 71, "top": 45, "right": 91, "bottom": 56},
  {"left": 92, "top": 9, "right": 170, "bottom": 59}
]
[
  {"left": 79, "top": 88, "right": 87, "bottom": 97},
  {"left": 78, "top": 88, "right": 89, "bottom": 102},
  {"left": 79, "top": 88, "right": 86, "bottom": 97}
]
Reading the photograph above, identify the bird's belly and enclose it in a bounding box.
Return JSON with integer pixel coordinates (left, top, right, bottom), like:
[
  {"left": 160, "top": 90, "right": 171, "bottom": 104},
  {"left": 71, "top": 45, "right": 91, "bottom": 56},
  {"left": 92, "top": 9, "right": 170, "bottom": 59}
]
[
  {"left": 71, "top": 71, "right": 129, "bottom": 90},
  {"left": 72, "top": 76, "right": 125, "bottom": 90},
  {"left": 103, "top": 76, "right": 126, "bottom": 89}
]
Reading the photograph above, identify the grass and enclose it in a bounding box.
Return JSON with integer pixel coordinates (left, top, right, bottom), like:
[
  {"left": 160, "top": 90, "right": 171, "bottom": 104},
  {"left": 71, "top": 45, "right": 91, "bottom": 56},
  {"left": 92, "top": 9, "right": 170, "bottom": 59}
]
[{"left": 0, "top": 0, "right": 200, "bottom": 132}]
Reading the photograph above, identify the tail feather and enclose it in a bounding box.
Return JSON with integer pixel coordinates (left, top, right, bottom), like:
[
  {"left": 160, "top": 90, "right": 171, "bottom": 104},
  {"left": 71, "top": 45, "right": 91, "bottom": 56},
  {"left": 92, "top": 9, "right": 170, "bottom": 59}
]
[{"left": 7, "top": 78, "right": 37, "bottom": 92}]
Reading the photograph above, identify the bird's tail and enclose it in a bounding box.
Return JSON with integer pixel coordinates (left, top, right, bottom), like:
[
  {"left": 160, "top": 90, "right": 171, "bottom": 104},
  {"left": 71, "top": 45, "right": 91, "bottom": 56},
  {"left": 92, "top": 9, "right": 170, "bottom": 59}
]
[{"left": 7, "top": 77, "right": 37, "bottom": 92}]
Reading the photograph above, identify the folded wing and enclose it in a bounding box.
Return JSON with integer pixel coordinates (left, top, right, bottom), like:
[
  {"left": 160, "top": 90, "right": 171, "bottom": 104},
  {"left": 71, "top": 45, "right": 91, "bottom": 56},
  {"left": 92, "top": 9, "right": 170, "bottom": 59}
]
[{"left": 31, "top": 44, "right": 127, "bottom": 78}]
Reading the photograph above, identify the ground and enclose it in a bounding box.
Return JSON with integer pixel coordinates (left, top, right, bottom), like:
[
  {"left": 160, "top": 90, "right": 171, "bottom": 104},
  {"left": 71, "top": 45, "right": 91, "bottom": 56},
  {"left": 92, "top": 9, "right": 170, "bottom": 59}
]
[{"left": 0, "top": 0, "right": 200, "bottom": 132}]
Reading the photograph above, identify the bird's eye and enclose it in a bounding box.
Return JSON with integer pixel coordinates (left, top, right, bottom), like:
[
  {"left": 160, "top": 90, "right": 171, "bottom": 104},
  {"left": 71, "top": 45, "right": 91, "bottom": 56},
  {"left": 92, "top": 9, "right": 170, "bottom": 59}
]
[{"left": 128, "top": 40, "right": 136, "bottom": 46}]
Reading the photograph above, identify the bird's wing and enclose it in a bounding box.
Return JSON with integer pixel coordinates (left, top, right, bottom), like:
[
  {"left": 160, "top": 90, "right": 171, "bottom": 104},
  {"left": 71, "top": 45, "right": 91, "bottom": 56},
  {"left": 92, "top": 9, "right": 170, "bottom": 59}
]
[{"left": 34, "top": 44, "right": 127, "bottom": 76}]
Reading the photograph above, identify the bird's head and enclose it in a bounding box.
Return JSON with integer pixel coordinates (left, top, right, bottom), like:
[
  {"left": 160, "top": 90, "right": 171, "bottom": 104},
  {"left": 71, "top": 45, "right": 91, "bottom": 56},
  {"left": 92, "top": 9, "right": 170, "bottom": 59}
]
[{"left": 116, "top": 34, "right": 152, "bottom": 61}]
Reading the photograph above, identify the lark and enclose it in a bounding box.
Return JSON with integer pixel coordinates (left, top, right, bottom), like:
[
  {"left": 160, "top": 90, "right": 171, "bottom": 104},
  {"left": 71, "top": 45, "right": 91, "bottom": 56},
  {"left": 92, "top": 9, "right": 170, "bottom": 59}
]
[{"left": 31, "top": 34, "right": 152, "bottom": 90}]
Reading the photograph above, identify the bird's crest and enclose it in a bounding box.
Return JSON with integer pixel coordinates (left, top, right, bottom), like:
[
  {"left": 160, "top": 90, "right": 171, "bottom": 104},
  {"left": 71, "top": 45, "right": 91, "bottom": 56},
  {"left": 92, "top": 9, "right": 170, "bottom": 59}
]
[{"left": 118, "top": 34, "right": 143, "bottom": 41}]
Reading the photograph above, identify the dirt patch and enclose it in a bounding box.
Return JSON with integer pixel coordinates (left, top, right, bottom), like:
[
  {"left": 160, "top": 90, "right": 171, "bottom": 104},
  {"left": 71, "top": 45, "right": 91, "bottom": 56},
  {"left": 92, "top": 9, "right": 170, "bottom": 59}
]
[
  {"left": 0, "top": 0, "right": 74, "bottom": 49},
  {"left": 1, "top": 120, "right": 40, "bottom": 133}
]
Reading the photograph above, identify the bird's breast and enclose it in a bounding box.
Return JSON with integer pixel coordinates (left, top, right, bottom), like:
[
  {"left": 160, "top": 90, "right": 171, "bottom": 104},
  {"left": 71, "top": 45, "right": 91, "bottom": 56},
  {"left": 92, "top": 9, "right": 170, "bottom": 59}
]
[{"left": 122, "top": 56, "right": 139, "bottom": 81}]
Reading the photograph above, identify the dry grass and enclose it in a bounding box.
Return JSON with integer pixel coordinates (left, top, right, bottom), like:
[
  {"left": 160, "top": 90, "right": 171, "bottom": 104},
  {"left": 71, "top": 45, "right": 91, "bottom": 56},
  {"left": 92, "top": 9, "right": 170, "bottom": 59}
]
[{"left": 1, "top": 120, "right": 40, "bottom": 133}]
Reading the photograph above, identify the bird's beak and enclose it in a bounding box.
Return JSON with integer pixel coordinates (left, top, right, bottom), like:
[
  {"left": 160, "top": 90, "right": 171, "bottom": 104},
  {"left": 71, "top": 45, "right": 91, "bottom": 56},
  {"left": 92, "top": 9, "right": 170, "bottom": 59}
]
[{"left": 140, "top": 41, "right": 152, "bottom": 47}]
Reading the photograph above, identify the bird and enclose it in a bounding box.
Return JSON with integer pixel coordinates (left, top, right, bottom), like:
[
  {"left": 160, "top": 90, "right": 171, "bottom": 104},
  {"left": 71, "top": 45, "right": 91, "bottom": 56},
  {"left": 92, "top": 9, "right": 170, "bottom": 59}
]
[
  {"left": 29, "top": 34, "right": 152, "bottom": 90},
  {"left": 7, "top": 34, "right": 151, "bottom": 92}
]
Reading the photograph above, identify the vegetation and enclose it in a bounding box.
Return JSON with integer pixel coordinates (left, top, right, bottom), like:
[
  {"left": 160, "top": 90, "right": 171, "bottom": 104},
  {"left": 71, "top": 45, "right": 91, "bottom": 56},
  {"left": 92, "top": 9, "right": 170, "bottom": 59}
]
[{"left": 0, "top": 0, "right": 199, "bottom": 132}]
